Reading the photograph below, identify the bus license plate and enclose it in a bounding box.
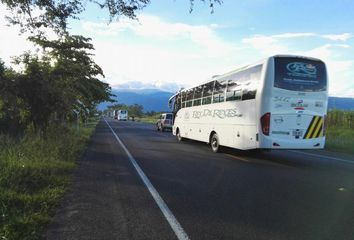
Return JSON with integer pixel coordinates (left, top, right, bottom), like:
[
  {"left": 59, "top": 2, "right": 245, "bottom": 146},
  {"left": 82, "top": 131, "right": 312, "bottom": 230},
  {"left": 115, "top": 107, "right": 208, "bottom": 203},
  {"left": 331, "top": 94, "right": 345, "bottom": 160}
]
[{"left": 293, "top": 130, "right": 303, "bottom": 138}]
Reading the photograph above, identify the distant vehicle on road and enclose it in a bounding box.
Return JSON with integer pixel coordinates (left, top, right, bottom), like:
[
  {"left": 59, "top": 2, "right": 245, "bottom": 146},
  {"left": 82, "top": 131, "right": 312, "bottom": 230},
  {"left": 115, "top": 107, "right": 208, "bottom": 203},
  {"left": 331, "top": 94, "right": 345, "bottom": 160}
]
[
  {"left": 156, "top": 113, "right": 173, "bottom": 131},
  {"left": 117, "top": 110, "right": 128, "bottom": 121},
  {"left": 169, "top": 55, "right": 328, "bottom": 152}
]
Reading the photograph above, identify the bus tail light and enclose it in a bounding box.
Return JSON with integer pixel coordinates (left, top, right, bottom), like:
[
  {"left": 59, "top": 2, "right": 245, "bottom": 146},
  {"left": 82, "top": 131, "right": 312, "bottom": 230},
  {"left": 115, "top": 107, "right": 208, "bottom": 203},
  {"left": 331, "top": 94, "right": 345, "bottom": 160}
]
[{"left": 261, "top": 112, "right": 271, "bottom": 136}]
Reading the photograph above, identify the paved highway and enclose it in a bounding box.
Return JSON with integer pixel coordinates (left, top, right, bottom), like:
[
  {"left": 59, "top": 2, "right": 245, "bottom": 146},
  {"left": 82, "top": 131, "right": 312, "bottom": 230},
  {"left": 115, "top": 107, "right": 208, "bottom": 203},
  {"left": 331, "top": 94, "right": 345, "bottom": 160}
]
[{"left": 45, "top": 118, "right": 354, "bottom": 240}]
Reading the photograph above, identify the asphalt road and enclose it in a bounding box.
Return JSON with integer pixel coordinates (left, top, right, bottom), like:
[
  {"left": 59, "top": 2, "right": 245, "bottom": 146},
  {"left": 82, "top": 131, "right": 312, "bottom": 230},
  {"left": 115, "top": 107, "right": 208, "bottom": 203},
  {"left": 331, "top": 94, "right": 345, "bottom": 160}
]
[{"left": 44, "top": 118, "right": 354, "bottom": 240}]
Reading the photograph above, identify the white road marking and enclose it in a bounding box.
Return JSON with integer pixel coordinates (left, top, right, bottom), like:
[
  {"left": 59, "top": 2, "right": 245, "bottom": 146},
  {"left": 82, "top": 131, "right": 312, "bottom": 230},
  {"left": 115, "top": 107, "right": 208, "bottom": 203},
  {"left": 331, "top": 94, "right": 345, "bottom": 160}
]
[
  {"left": 224, "top": 153, "right": 250, "bottom": 162},
  {"left": 104, "top": 118, "right": 190, "bottom": 240},
  {"left": 288, "top": 150, "right": 354, "bottom": 164}
]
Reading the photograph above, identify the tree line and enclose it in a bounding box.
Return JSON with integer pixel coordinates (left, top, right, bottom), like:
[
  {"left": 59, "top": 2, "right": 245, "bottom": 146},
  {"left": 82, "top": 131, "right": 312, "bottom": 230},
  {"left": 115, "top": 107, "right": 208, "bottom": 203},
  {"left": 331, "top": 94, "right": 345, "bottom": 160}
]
[
  {"left": 104, "top": 104, "right": 144, "bottom": 118},
  {"left": 0, "top": 35, "right": 114, "bottom": 135}
]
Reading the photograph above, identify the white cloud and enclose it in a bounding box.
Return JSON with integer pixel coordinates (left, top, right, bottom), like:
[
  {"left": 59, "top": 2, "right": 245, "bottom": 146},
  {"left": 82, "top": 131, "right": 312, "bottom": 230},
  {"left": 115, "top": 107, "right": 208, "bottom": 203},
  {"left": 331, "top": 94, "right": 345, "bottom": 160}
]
[
  {"left": 81, "top": 15, "right": 235, "bottom": 57},
  {"left": 0, "top": 7, "right": 35, "bottom": 65},
  {"left": 242, "top": 33, "right": 353, "bottom": 56},
  {"left": 241, "top": 35, "right": 290, "bottom": 56},
  {"left": 322, "top": 33, "right": 352, "bottom": 41},
  {"left": 0, "top": 5, "right": 58, "bottom": 67},
  {"left": 92, "top": 39, "right": 218, "bottom": 89},
  {"left": 273, "top": 32, "right": 316, "bottom": 38},
  {"left": 76, "top": 15, "right": 245, "bottom": 92},
  {"left": 112, "top": 80, "right": 181, "bottom": 93}
]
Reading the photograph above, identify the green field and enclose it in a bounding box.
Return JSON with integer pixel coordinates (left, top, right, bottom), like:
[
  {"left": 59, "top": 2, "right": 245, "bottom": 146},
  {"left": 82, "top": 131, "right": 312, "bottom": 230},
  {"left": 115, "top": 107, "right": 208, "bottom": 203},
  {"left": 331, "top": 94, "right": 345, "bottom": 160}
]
[
  {"left": 0, "top": 120, "right": 98, "bottom": 240},
  {"left": 138, "top": 113, "right": 161, "bottom": 125},
  {"left": 325, "top": 110, "right": 354, "bottom": 154},
  {"left": 325, "top": 127, "right": 354, "bottom": 154}
]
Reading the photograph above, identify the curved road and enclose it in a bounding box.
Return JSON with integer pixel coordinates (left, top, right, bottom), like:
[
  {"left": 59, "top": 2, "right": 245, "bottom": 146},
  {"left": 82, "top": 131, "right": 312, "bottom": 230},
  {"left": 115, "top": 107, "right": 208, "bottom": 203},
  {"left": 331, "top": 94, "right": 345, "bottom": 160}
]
[{"left": 44, "top": 118, "right": 354, "bottom": 240}]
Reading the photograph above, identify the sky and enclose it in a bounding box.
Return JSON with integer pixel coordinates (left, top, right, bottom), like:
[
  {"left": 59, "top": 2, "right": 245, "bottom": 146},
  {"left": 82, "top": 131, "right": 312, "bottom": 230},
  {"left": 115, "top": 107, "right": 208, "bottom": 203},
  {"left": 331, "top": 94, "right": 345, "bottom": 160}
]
[{"left": 0, "top": 0, "right": 354, "bottom": 96}]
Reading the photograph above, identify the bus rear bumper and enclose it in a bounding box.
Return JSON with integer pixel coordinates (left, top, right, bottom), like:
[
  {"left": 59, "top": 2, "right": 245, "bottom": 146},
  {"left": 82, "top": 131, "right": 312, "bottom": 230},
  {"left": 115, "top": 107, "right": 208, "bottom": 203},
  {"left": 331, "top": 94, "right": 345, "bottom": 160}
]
[{"left": 260, "top": 137, "right": 326, "bottom": 149}]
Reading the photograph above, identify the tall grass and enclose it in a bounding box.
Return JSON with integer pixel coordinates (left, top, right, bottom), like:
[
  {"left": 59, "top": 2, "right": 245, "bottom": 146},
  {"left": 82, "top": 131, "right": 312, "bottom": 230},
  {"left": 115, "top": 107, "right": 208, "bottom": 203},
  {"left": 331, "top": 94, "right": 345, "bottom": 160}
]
[
  {"left": 325, "top": 127, "right": 354, "bottom": 154},
  {"left": 138, "top": 113, "right": 162, "bottom": 125},
  {"left": 325, "top": 110, "right": 354, "bottom": 154},
  {"left": 0, "top": 121, "right": 97, "bottom": 240}
]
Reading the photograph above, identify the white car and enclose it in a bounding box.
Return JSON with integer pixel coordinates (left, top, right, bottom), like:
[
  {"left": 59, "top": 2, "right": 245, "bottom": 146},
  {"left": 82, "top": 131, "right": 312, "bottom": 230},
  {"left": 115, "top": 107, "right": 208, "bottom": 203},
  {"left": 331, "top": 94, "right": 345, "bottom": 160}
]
[{"left": 156, "top": 113, "right": 173, "bottom": 132}]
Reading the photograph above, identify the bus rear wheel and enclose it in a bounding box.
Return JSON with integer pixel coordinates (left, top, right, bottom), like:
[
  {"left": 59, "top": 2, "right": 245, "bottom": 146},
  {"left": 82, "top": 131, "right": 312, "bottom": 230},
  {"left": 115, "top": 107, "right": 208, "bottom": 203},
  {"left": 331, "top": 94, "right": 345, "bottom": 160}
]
[
  {"left": 211, "top": 133, "right": 220, "bottom": 153},
  {"left": 177, "top": 129, "right": 183, "bottom": 142}
]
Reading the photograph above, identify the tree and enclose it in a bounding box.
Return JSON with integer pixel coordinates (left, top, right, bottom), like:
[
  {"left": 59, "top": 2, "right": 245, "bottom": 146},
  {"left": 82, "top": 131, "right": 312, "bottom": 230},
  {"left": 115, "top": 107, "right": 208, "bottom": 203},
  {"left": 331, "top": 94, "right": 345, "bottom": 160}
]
[
  {"left": 128, "top": 104, "right": 143, "bottom": 117},
  {"left": 31, "top": 34, "right": 115, "bottom": 116},
  {"left": 0, "top": 59, "right": 29, "bottom": 134},
  {"left": 1, "top": 34, "right": 115, "bottom": 133}
]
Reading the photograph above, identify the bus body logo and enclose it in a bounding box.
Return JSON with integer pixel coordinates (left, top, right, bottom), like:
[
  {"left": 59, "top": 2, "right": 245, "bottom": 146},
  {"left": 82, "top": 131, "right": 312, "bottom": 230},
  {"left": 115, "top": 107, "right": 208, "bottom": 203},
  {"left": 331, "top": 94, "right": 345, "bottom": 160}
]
[
  {"left": 286, "top": 62, "right": 317, "bottom": 78},
  {"left": 192, "top": 108, "right": 242, "bottom": 119}
]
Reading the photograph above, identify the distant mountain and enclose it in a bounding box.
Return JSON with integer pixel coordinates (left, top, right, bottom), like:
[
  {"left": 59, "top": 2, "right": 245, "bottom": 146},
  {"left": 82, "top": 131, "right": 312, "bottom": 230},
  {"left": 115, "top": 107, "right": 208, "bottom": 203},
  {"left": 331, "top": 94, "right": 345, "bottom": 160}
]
[
  {"left": 98, "top": 89, "right": 354, "bottom": 112},
  {"left": 98, "top": 88, "right": 174, "bottom": 112},
  {"left": 328, "top": 97, "right": 354, "bottom": 110}
]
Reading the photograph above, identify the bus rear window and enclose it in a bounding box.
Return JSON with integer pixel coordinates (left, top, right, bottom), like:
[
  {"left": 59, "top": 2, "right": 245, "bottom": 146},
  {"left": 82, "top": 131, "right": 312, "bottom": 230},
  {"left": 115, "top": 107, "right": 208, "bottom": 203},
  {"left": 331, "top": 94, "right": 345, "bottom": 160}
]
[{"left": 274, "top": 57, "right": 327, "bottom": 92}]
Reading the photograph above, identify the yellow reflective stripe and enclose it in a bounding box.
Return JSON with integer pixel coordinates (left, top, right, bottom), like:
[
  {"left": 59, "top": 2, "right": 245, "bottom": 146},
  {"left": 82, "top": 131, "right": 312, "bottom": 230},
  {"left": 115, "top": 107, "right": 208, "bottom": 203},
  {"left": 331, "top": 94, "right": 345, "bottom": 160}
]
[
  {"left": 303, "top": 116, "right": 315, "bottom": 139},
  {"left": 318, "top": 129, "right": 324, "bottom": 138},
  {"left": 305, "top": 116, "right": 320, "bottom": 139},
  {"left": 312, "top": 118, "right": 323, "bottom": 138}
]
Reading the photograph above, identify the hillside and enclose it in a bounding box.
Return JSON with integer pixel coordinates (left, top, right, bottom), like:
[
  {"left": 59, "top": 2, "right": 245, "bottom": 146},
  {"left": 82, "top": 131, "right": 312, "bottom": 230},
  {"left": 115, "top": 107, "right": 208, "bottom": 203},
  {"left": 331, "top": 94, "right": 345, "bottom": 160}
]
[
  {"left": 98, "top": 89, "right": 174, "bottom": 112},
  {"left": 328, "top": 97, "right": 354, "bottom": 110}
]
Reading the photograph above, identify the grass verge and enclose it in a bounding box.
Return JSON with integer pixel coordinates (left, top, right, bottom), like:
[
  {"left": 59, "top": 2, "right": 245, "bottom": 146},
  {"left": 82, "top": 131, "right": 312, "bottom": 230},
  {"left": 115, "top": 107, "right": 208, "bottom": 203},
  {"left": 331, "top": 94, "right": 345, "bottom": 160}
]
[
  {"left": 138, "top": 116, "right": 157, "bottom": 125},
  {"left": 137, "top": 113, "right": 161, "bottom": 125},
  {"left": 0, "top": 119, "right": 98, "bottom": 240},
  {"left": 325, "top": 127, "right": 354, "bottom": 155}
]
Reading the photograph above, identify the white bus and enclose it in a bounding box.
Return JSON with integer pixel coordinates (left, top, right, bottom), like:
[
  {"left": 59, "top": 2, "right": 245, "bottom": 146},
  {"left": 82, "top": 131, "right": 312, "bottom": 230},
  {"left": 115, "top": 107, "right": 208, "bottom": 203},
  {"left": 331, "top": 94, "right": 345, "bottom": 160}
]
[
  {"left": 169, "top": 55, "right": 328, "bottom": 152},
  {"left": 117, "top": 110, "right": 128, "bottom": 121}
]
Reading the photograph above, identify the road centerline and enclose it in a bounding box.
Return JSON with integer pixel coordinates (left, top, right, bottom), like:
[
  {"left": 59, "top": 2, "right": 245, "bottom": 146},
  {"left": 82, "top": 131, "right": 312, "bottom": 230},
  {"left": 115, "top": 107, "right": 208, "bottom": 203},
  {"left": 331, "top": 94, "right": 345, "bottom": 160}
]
[
  {"left": 223, "top": 153, "right": 250, "bottom": 162},
  {"left": 104, "top": 118, "right": 190, "bottom": 240}
]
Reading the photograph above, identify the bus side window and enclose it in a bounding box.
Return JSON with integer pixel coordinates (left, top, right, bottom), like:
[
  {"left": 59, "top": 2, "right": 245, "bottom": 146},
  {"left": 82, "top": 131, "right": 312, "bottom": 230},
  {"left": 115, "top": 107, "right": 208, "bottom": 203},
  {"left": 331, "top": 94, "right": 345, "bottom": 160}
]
[
  {"left": 242, "top": 82, "right": 257, "bottom": 100},
  {"left": 193, "top": 86, "right": 203, "bottom": 106},
  {"left": 202, "top": 81, "right": 214, "bottom": 105},
  {"left": 174, "top": 93, "right": 181, "bottom": 112},
  {"left": 213, "top": 79, "right": 227, "bottom": 103},
  {"left": 186, "top": 89, "right": 194, "bottom": 108},
  {"left": 242, "top": 89, "right": 256, "bottom": 100},
  {"left": 241, "top": 65, "right": 262, "bottom": 101},
  {"left": 181, "top": 92, "right": 186, "bottom": 108},
  {"left": 226, "top": 79, "right": 242, "bottom": 101},
  {"left": 193, "top": 99, "right": 201, "bottom": 106}
]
